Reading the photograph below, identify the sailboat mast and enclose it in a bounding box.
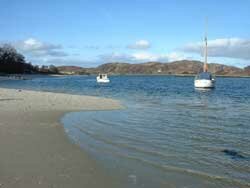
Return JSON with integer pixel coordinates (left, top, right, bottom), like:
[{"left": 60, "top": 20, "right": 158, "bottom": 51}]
[
  {"left": 204, "top": 36, "right": 208, "bottom": 72},
  {"left": 203, "top": 19, "right": 208, "bottom": 72}
]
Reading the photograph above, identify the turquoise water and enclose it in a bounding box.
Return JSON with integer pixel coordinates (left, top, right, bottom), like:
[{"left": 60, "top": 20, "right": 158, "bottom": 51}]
[{"left": 1, "top": 75, "right": 250, "bottom": 187}]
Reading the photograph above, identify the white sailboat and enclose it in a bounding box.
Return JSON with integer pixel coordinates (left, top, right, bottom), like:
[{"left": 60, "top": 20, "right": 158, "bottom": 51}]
[
  {"left": 96, "top": 73, "right": 110, "bottom": 83},
  {"left": 194, "top": 25, "right": 215, "bottom": 88}
]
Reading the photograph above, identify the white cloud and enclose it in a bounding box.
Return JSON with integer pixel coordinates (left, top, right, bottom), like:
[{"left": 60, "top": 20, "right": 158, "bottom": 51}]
[
  {"left": 13, "top": 38, "right": 68, "bottom": 57},
  {"left": 99, "top": 52, "right": 133, "bottom": 62},
  {"left": 182, "top": 38, "right": 250, "bottom": 60},
  {"left": 132, "top": 52, "right": 185, "bottom": 62},
  {"left": 164, "top": 52, "right": 186, "bottom": 62},
  {"left": 132, "top": 52, "right": 168, "bottom": 62},
  {"left": 30, "top": 57, "right": 99, "bottom": 67},
  {"left": 99, "top": 52, "right": 186, "bottom": 63},
  {"left": 127, "top": 40, "right": 151, "bottom": 50}
]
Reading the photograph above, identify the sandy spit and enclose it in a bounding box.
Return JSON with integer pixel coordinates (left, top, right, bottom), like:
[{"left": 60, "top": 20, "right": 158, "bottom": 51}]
[{"left": 0, "top": 88, "right": 123, "bottom": 188}]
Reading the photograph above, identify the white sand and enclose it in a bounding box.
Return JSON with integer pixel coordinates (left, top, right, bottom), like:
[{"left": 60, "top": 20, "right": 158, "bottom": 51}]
[
  {"left": 0, "top": 88, "right": 122, "bottom": 112},
  {"left": 0, "top": 88, "right": 123, "bottom": 188}
]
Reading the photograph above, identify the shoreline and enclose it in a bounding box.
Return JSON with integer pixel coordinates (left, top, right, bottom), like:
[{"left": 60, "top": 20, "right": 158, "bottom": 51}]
[
  {"left": 0, "top": 88, "right": 123, "bottom": 188},
  {"left": 1, "top": 73, "right": 250, "bottom": 79}
]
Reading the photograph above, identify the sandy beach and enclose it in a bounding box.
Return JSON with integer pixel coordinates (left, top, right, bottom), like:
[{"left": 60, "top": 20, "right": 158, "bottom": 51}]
[{"left": 0, "top": 88, "right": 123, "bottom": 188}]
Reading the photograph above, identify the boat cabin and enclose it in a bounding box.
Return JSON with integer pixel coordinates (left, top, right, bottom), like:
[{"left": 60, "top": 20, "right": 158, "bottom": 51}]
[
  {"left": 98, "top": 74, "right": 108, "bottom": 79},
  {"left": 196, "top": 72, "right": 213, "bottom": 80}
]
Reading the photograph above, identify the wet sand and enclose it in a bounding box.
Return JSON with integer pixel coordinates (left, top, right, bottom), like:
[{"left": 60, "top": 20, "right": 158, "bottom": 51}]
[{"left": 0, "top": 88, "right": 123, "bottom": 188}]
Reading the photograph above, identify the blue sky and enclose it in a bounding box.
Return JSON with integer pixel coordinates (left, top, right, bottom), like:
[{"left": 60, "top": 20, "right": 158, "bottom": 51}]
[{"left": 1, "top": 0, "right": 250, "bottom": 67}]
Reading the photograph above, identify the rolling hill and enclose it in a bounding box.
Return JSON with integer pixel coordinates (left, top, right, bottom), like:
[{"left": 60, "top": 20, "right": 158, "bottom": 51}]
[{"left": 57, "top": 60, "right": 250, "bottom": 77}]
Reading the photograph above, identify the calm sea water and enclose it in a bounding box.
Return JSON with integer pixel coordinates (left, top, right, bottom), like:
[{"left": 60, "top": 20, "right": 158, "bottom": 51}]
[{"left": 1, "top": 75, "right": 250, "bottom": 188}]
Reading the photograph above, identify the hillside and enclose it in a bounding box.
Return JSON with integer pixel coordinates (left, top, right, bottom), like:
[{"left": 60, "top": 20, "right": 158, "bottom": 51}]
[{"left": 57, "top": 60, "right": 250, "bottom": 76}]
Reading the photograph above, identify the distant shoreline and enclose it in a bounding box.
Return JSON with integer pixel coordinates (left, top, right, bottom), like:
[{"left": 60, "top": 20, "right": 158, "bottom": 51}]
[
  {"left": 97, "top": 73, "right": 250, "bottom": 78},
  {"left": 1, "top": 73, "right": 250, "bottom": 79},
  {"left": 56, "top": 60, "right": 250, "bottom": 77}
]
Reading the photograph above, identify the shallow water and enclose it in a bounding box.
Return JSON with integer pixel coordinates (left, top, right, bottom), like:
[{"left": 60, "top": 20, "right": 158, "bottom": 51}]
[{"left": 1, "top": 75, "right": 250, "bottom": 187}]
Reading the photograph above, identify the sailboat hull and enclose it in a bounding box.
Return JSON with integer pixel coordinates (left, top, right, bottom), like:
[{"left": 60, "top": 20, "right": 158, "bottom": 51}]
[
  {"left": 96, "top": 78, "right": 110, "bottom": 83},
  {"left": 194, "top": 79, "right": 215, "bottom": 88}
]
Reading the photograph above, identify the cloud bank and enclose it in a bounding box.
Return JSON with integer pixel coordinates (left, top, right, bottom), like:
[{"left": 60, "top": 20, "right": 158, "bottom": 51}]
[
  {"left": 181, "top": 38, "right": 250, "bottom": 60},
  {"left": 99, "top": 52, "right": 185, "bottom": 63},
  {"left": 6, "top": 37, "right": 249, "bottom": 67},
  {"left": 13, "top": 38, "right": 68, "bottom": 57},
  {"left": 40, "top": 58, "right": 98, "bottom": 67}
]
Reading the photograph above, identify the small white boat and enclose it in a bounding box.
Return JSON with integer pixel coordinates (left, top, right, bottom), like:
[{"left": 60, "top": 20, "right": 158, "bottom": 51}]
[
  {"left": 194, "top": 24, "right": 215, "bottom": 88},
  {"left": 195, "top": 72, "right": 215, "bottom": 88},
  {"left": 96, "top": 73, "right": 110, "bottom": 83}
]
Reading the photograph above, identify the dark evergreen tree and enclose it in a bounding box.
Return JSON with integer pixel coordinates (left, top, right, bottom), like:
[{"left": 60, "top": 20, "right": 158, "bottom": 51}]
[{"left": 0, "top": 44, "right": 37, "bottom": 74}]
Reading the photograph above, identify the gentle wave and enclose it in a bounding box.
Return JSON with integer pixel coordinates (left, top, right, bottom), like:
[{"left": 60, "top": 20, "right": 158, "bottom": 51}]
[
  {"left": 106, "top": 149, "right": 250, "bottom": 188},
  {"left": 73, "top": 123, "right": 250, "bottom": 186}
]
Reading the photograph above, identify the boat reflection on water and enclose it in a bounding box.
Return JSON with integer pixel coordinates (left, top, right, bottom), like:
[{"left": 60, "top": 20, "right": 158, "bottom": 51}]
[{"left": 195, "top": 87, "right": 214, "bottom": 92}]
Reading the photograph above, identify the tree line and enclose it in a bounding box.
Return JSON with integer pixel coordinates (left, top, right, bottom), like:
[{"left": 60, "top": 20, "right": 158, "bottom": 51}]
[{"left": 0, "top": 44, "right": 58, "bottom": 74}]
